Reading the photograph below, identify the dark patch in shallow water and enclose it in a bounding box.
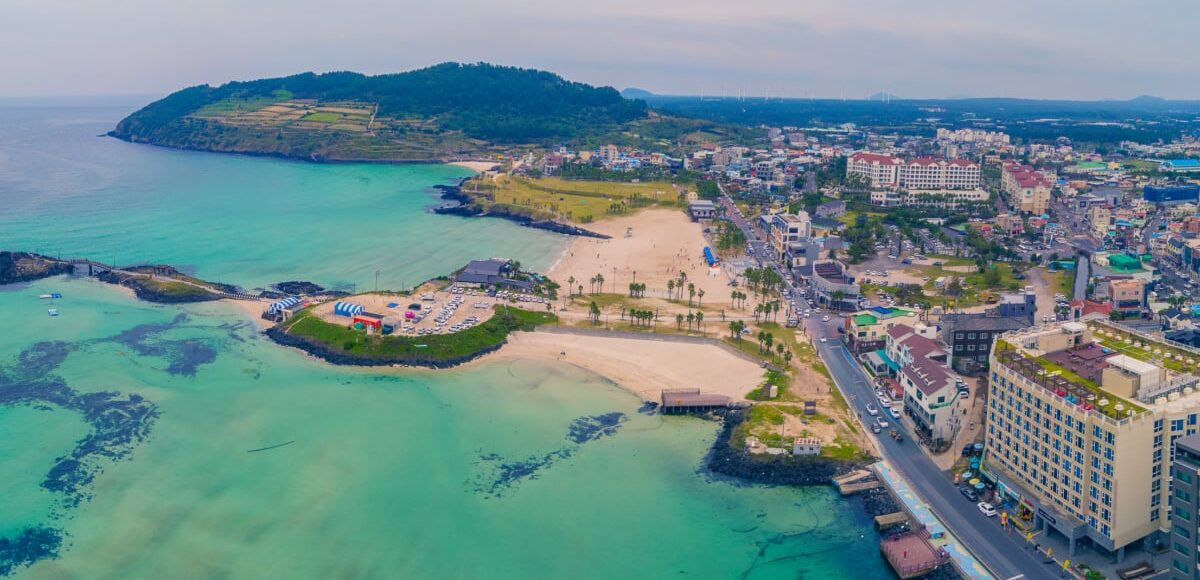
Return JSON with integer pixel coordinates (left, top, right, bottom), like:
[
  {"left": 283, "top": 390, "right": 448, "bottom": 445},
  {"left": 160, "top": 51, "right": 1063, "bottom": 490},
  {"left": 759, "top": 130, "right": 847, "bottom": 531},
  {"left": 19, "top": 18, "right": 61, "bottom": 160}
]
[
  {"left": 566, "top": 412, "right": 627, "bottom": 444},
  {"left": 0, "top": 527, "right": 62, "bottom": 577},
  {"left": 103, "top": 313, "right": 218, "bottom": 376},
  {"left": 473, "top": 412, "right": 627, "bottom": 498}
]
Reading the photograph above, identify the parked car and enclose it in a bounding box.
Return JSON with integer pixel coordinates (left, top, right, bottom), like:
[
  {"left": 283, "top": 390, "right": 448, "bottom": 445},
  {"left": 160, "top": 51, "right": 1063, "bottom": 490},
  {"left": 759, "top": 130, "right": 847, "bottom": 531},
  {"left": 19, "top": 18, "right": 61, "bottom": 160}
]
[
  {"left": 977, "top": 502, "right": 997, "bottom": 517},
  {"left": 888, "top": 407, "right": 900, "bottom": 420},
  {"left": 866, "top": 403, "right": 879, "bottom": 416},
  {"left": 960, "top": 487, "right": 979, "bottom": 502}
]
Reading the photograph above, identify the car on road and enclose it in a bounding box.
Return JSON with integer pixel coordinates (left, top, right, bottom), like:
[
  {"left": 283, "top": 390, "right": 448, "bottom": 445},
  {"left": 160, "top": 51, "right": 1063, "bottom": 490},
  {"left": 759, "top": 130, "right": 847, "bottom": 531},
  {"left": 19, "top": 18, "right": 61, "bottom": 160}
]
[
  {"left": 977, "top": 502, "right": 997, "bottom": 517},
  {"left": 866, "top": 403, "right": 878, "bottom": 416},
  {"left": 875, "top": 416, "right": 889, "bottom": 429},
  {"left": 888, "top": 407, "right": 900, "bottom": 420},
  {"left": 822, "top": 316, "right": 830, "bottom": 322},
  {"left": 960, "top": 486, "right": 979, "bottom": 502}
]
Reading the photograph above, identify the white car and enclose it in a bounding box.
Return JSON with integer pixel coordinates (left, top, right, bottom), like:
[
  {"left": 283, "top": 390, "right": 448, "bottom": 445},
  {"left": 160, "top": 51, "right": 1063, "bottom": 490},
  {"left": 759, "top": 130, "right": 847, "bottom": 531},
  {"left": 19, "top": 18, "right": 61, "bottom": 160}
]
[
  {"left": 977, "top": 502, "right": 997, "bottom": 517},
  {"left": 875, "top": 417, "right": 889, "bottom": 429},
  {"left": 822, "top": 316, "right": 830, "bottom": 322},
  {"left": 819, "top": 337, "right": 827, "bottom": 343},
  {"left": 866, "top": 403, "right": 879, "bottom": 416}
]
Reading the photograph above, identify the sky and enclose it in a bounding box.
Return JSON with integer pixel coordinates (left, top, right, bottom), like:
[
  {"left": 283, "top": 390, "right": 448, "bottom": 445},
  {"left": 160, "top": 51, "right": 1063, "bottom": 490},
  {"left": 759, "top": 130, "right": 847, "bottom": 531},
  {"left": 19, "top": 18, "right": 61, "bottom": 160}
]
[{"left": 1, "top": 0, "right": 1196, "bottom": 100}]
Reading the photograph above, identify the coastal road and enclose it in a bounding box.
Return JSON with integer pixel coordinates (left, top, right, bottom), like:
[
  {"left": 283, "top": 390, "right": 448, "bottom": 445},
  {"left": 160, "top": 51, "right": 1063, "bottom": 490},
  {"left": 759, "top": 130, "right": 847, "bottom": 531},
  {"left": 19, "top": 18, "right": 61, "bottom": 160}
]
[
  {"left": 807, "top": 317, "right": 1058, "bottom": 580},
  {"left": 710, "top": 195, "right": 1055, "bottom": 578}
]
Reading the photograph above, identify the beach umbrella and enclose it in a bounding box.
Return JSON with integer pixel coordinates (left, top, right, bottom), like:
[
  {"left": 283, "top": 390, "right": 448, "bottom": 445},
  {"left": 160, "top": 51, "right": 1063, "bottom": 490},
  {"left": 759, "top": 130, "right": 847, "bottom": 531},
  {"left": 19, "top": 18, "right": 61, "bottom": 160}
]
[
  {"left": 969, "top": 478, "right": 981, "bottom": 485},
  {"left": 974, "top": 482, "right": 986, "bottom": 490},
  {"left": 962, "top": 471, "right": 973, "bottom": 479}
]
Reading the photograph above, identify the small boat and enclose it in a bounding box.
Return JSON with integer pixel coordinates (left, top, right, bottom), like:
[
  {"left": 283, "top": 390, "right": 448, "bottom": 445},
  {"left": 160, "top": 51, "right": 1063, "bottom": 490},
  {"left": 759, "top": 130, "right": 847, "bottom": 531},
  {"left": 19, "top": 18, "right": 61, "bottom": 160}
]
[
  {"left": 47, "top": 308, "right": 59, "bottom": 317},
  {"left": 39, "top": 293, "right": 63, "bottom": 299}
]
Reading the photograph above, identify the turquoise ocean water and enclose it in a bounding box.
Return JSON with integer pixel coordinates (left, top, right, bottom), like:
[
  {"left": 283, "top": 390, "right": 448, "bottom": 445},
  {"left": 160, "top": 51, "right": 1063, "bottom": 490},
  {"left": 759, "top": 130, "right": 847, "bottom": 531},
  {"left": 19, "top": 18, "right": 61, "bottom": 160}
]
[{"left": 0, "top": 100, "right": 888, "bottom": 578}]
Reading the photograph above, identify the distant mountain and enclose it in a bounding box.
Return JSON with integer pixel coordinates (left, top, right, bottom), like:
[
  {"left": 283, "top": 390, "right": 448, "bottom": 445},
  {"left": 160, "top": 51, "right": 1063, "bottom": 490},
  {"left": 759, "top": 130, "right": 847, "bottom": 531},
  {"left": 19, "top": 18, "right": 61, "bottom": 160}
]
[
  {"left": 867, "top": 92, "right": 901, "bottom": 102},
  {"left": 109, "top": 63, "right": 650, "bottom": 162},
  {"left": 621, "top": 87, "right": 656, "bottom": 99}
]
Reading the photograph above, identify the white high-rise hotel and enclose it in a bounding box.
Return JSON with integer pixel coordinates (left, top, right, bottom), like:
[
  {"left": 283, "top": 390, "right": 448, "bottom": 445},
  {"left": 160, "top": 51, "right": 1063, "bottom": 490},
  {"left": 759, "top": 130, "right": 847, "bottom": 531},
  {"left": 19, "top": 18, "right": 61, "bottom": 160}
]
[{"left": 847, "top": 152, "right": 981, "bottom": 191}]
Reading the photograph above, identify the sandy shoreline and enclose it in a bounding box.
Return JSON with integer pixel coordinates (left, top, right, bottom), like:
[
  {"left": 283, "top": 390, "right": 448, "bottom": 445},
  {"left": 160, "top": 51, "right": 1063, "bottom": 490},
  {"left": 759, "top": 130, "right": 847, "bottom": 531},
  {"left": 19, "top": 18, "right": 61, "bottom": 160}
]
[
  {"left": 448, "top": 161, "right": 499, "bottom": 173},
  {"left": 476, "top": 331, "right": 760, "bottom": 402}
]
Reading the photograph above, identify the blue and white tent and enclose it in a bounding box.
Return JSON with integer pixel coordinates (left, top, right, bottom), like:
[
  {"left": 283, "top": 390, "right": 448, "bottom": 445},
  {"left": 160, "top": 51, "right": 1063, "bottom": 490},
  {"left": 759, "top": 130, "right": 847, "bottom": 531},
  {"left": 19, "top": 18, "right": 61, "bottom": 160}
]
[
  {"left": 266, "top": 296, "right": 302, "bottom": 314},
  {"left": 333, "top": 302, "right": 365, "bottom": 317}
]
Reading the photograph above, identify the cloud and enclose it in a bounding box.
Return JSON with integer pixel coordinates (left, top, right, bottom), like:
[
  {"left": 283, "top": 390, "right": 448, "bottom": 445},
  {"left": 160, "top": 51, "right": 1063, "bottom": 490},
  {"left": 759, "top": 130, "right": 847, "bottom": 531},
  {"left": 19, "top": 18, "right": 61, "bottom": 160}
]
[{"left": 0, "top": 0, "right": 1196, "bottom": 99}]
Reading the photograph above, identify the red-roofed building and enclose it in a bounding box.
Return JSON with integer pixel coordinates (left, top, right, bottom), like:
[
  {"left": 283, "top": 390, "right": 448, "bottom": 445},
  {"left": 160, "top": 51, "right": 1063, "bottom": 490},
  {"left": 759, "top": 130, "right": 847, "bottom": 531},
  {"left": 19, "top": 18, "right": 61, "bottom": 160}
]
[
  {"left": 847, "top": 152, "right": 979, "bottom": 191},
  {"left": 1070, "top": 299, "right": 1112, "bottom": 320},
  {"left": 1001, "top": 162, "right": 1053, "bottom": 215}
]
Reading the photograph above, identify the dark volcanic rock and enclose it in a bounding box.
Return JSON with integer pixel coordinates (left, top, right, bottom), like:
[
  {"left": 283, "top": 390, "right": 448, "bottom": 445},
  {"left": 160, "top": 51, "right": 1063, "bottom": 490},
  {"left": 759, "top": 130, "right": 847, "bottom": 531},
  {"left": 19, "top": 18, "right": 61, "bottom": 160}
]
[
  {"left": 433, "top": 180, "right": 611, "bottom": 239},
  {"left": 0, "top": 252, "right": 73, "bottom": 285},
  {"left": 264, "top": 326, "right": 503, "bottom": 369},
  {"left": 704, "top": 410, "right": 868, "bottom": 486},
  {"left": 271, "top": 281, "right": 328, "bottom": 296}
]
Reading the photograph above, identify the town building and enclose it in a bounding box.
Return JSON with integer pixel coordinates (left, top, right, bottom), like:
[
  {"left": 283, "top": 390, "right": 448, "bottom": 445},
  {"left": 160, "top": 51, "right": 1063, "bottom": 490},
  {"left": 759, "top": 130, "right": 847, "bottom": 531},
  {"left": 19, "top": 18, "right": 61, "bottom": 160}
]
[
  {"left": 935, "top": 128, "right": 1011, "bottom": 147},
  {"left": 1001, "top": 162, "right": 1053, "bottom": 215},
  {"left": 1169, "top": 434, "right": 1200, "bottom": 580},
  {"left": 868, "top": 188, "right": 989, "bottom": 208},
  {"left": 1144, "top": 185, "right": 1200, "bottom": 205},
  {"left": 688, "top": 200, "right": 717, "bottom": 220},
  {"left": 995, "top": 213, "right": 1025, "bottom": 235},
  {"left": 843, "top": 307, "right": 918, "bottom": 353},
  {"left": 1096, "top": 277, "right": 1146, "bottom": 317},
  {"left": 1090, "top": 206, "right": 1112, "bottom": 239},
  {"left": 792, "top": 437, "right": 822, "bottom": 456},
  {"left": 814, "top": 199, "right": 846, "bottom": 219},
  {"left": 765, "top": 211, "right": 812, "bottom": 262},
  {"left": 1159, "top": 160, "right": 1200, "bottom": 173},
  {"left": 940, "top": 290, "right": 1036, "bottom": 373},
  {"left": 846, "top": 152, "right": 980, "bottom": 191},
  {"left": 809, "top": 260, "right": 861, "bottom": 312},
  {"left": 898, "top": 355, "right": 962, "bottom": 446},
  {"left": 984, "top": 320, "right": 1200, "bottom": 561}
]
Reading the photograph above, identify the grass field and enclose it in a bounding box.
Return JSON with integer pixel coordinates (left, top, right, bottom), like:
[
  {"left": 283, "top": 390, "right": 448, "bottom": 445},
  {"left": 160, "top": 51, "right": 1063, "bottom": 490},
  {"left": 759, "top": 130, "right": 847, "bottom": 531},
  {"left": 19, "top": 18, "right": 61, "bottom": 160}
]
[
  {"left": 300, "top": 111, "right": 343, "bottom": 123},
  {"left": 282, "top": 305, "right": 555, "bottom": 362},
  {"left": 469, "top": 175, "right": 684, "bottom": 223}
]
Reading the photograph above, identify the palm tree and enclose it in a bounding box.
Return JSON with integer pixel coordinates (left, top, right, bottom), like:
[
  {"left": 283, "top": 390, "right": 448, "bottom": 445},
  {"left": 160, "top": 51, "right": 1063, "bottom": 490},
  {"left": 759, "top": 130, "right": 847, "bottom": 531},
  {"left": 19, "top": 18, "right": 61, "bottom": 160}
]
[
  {"left": 764, "top": 332, "right": 774, "bottom": 355},
  {"left": 756, "top": 331, "right": 767, "bottom": 353},
  {"left": 589, "top": 301, "right": 601, "bottom": 324},
  {"left": 577, "top": 284, "right": 584, "bottom": 297},
  {"left": 697, "top": 288, "right": 705, "bottom": 308},
  {"left": 695, "top": 311, "right": 704, "bottom": 333},
  {"left": 667, "top": 280, "right": 675, "bottom": 300},
  {"left": 784, "top": 350, "right": 793, "bottom": 367},
  {"left": 775, "top": 343, "right": 785, "bottom": 360},
  {"left": 688, "top": 283, "right": 696, "bottom": 306},
  {"left": 596, "top": 274, "right": 605, "bottom": 294},
  {"left": 686, "top": 311, "right": 695, "bottom": 330},
  {"left": 729, "top": 321, "right": 739, "bottom": 339},
  {"left": 731, "top": 289, "right": 738, "bottom": 308},
  {"left": 676, "top": 313, "right": 685, "bottom": 329},
  {"left": 567, "top": 276, "right": 575, "bottom": 297}
]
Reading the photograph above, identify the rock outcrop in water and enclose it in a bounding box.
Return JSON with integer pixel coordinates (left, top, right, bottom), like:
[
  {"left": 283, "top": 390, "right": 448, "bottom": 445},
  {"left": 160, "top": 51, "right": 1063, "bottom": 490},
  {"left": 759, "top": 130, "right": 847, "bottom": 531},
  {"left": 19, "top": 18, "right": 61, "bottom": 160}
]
[
  {"left": 704, "top": 410, "right": 869, "bottom": 486},
  {"left": 433, "top": 181, "right": 611, "bottom": 239},
  {"left": 0, "top": 252, "right": 73, "bottom": 285}
]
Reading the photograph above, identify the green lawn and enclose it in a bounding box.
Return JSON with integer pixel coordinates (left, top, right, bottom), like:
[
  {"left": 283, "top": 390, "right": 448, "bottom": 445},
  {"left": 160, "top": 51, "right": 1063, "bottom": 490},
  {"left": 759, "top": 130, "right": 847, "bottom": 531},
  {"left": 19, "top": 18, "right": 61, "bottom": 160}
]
[{"left": 282, "top": 305, "right": 555, "bottom": 362}]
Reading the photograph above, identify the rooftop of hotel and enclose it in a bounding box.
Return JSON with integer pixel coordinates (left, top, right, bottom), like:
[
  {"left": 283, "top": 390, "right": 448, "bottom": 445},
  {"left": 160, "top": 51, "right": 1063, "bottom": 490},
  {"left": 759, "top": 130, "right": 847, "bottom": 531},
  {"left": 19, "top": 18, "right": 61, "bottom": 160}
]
[{"left": 996, "top": 318, "right": 1200, "bottom": 420}]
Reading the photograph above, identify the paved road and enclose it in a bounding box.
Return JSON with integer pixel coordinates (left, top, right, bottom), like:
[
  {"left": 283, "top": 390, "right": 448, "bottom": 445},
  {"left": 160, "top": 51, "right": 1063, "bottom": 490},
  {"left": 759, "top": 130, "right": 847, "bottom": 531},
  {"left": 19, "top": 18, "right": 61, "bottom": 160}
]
[
  {"left": 807, "top": 317, "right": 1058, "bottom": 580},
  {"left": 1074, "top": 255, "right": 1089, "bottom": 302},
  {"left": 711, "top": 194, "right": 1057, "bottom": 578}
]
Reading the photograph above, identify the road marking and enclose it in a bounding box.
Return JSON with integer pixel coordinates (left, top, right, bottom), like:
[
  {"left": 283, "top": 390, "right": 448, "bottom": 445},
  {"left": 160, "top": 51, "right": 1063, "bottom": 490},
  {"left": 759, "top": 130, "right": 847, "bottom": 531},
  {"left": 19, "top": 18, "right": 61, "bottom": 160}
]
[{"left": 1004, "top": 575, "right": 1025, "bottom": 580}]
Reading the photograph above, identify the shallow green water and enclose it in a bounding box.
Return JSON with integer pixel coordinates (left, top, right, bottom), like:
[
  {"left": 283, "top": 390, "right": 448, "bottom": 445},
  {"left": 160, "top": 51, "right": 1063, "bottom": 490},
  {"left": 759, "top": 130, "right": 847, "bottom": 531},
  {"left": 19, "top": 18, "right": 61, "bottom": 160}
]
[
  {"left": 0, "top": 102, "right": 563, "bottom": 291},
  {"left": 1, "top": 102, "right": 888, "bottom": 579},
  {"left": 2, "top": 278, "right": 885, "bottom": 579}
]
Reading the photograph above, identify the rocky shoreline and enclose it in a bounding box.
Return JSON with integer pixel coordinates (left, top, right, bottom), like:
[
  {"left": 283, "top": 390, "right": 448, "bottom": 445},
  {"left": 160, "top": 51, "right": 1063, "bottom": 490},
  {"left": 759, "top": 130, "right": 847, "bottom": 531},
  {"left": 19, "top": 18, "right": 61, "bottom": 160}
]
[
  {"left": 432, "top": 181, "right": 611, "bottom": 239},
  {"left": 704, "top": 410, "right": 871, "bottom": 486},
  {"left": 264, "top": 326, "right": 505, "bottom": 369},
  {"left": 0, "top": 252, "right": 74, "bottom": 285}
]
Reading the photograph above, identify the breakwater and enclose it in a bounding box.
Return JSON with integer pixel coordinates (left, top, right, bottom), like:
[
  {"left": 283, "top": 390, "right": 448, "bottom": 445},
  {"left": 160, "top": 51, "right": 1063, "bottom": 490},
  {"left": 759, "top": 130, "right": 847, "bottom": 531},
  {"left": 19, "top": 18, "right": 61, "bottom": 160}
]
[{"left": 705, "top": 410, "right": 870, "bottom": 486}]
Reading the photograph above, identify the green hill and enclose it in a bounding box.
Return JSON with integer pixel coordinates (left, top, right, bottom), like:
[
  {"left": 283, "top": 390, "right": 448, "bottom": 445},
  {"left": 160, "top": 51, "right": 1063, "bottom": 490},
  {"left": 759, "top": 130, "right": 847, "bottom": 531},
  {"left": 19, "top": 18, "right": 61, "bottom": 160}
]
[{"left": 109, "top": 62, "right": 650, "bottom": 162}]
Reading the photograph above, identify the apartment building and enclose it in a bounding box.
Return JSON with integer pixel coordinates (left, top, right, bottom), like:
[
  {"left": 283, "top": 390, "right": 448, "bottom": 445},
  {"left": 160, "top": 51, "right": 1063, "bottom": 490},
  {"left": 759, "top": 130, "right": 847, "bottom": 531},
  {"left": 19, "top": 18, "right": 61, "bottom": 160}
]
[
  {"left": 847, "top": 152, "right": 980, "bottom": 191},
  {"left": 936, "top": 128, "right": 1011, "bottom": 146},
  {"left": 869, "top": 188, "right": 989, "bottom": 209},
  {"left": 810, "top": 260, "right": 862, "bottom": 312},
  {"left": 1090, "top": 205, "right": 1112, "bottom": 239},
  {"left": 843, "top": 307, "right": 918, "bottom": 353},
  {"left": 984, "top": 320, "right": 1200, "bottom": 560},
  {"left": 1169, "top": 435, "right": 1200, "bottom": 579},
  {"left": 1001, "top": 162, "right": 1053, "bottom": 215}
]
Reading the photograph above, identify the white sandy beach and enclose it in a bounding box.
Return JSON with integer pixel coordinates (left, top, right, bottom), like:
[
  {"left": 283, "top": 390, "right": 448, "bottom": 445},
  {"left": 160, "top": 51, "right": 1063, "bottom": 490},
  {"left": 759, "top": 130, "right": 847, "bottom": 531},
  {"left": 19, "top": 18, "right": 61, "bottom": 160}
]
[
  {"left": 488, "top": 331, "right": 761, "bottom": 402},
  {"left": 549, "top": 209, "right": 735, "bottom": 307},
  {"left": 448, "top": 161, "right": 499, "bottom": 173}
]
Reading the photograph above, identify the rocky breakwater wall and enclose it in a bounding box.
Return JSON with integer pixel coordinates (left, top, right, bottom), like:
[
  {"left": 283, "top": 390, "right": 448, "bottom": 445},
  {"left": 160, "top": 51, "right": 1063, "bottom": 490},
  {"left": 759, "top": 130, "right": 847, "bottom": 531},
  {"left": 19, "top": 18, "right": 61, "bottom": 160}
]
[{"left": 432, "top": 182, "right": 610, "bottom": 239}]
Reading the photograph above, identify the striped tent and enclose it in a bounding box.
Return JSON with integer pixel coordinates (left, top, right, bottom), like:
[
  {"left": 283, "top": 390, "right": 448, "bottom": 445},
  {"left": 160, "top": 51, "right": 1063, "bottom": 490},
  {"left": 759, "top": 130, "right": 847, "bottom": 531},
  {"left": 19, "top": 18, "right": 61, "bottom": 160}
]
[
  {"left": 333, "top": 302, "right": 365, "bottom": 317},
  {"left": 266, "top": 296, "right": 302, "bottom": 314}
]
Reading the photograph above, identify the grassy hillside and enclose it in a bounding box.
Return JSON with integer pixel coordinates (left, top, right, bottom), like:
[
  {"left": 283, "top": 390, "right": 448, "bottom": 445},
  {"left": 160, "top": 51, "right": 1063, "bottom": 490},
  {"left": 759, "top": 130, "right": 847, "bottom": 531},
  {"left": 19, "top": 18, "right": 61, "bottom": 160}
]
[{"left": 109, "top": 63, "right": 652, "bottom": 162}]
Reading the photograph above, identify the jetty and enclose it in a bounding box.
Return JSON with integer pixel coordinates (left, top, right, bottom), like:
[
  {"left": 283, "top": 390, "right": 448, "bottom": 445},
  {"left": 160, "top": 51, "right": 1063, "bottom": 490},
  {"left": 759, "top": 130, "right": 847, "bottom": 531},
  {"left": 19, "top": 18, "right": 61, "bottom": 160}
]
[
  {"left": 874, "top": 512, "right": 909, "bottom": 531},
  {"left": 832, "top": 469, "right": 882, "bottom": 495},
  {"left": 660, "top": 389, "right": 732, "bottom": 414}
]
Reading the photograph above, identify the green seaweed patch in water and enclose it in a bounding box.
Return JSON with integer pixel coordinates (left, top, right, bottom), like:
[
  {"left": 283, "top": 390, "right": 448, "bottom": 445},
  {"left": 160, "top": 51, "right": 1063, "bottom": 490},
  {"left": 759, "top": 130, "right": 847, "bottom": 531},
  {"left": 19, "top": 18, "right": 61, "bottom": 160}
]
[{"left": 0, "top": 527, "right": 62, "bottom": 577}]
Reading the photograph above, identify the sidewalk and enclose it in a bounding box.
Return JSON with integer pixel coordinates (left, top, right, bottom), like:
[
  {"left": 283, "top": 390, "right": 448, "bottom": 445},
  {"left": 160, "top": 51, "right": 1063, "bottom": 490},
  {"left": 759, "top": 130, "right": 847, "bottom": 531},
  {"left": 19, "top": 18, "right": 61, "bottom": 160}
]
[{"left": 875, "top": 460, "right": 994, "bottom": 580}]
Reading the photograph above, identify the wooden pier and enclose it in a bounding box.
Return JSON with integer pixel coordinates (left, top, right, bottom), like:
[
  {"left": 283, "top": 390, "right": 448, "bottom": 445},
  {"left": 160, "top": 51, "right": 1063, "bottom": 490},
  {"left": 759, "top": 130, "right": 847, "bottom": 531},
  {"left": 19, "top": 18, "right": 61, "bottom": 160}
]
[{"left": 874, "top": 512, "right": 909, "bottom": 531}]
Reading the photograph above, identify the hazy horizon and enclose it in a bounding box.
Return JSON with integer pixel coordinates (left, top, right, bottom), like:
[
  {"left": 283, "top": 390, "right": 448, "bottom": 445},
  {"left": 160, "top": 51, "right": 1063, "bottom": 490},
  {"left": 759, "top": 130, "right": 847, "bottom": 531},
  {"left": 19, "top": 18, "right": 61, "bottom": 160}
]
[{"left": 4, "top": 0, "right": 1198, "bottom": 100}]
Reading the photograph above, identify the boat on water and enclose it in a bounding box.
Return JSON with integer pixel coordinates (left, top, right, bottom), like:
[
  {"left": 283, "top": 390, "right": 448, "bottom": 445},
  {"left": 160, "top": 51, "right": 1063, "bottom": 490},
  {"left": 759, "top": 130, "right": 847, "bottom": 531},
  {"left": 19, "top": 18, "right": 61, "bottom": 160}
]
[
  {"left": 47, "top": 308, "right": 59, "bottom": 317},
  {"left": 39, "top": 293, "right": 62, "bottom": 299}
]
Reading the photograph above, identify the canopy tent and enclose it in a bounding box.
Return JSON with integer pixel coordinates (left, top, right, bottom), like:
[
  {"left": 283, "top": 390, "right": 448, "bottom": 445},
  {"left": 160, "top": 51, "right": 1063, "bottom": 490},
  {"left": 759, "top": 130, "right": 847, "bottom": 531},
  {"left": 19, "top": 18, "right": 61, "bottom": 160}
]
[
  {"left": 333, "top": 302, "right": 365, "bottom": 317},
  {"left": 702, "top": 246, "right": 718, "bottom": 266},
  {"left": 266, "top": 296, "right": 302, "bottom": 314}
]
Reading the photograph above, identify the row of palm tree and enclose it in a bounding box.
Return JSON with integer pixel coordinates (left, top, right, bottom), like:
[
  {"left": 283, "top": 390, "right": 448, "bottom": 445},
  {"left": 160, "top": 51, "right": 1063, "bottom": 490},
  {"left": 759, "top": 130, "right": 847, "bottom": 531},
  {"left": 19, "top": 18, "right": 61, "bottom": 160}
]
[
  {"left": 730, "top": 290, "right": 749, "bottom": 309},
  {"left": 627, "top": 282, "right": 647, "bottom": 298},
  {"left": 627, "top": 309, "right": 656, "bottom": 327},
  {"left": 673, "top": 310, "right": 705, "bottom": 332},
  {"left": 753, "top": 300, "right": 783, "bottom": 323}
]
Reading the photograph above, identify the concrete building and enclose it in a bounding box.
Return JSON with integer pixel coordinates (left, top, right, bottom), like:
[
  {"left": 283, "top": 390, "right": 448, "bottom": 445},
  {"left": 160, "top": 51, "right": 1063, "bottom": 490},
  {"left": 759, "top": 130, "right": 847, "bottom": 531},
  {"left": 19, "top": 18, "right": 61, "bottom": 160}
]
[
  {"left": 810, "top": 260, "right": 861, "bottom": 312},
  {"left": 843, "top": 307, "right": 918, "bottom": 353},
  {"left": 1169, "top": 434, "right": 1200, "bottom": 579},
  {"left": 847, "top": 152, "right": 980, "bottom": 191},
  {"left": 1098, "top": 277, "right": 1146, "bottom": 317},
  {"left": 792, "top": 437, "right": 822, "bottom": 456},
  {"left": 899, "top": 355, "right": 962, "bottom": 445},
  {"left": 766, "top": 212, "right": 812, "bottom": 262},
  {"left": 1001, "top": 162, "right": 1053, "bottom": 215},
  {"left": 688, "top": 200, "right": 717, "bottom": 220},
  {"left": 868, "top": 188, "right": 989, "bottom": 208},
  {"left": 1145, "top": 184, "right": 1200, "bottom": 205},
  {"left": 1090, "top": 206, "right": 1112, "bottom": 239},
  {"left": 985, "top": 320, "right": 1200, "bottom": 561}
]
